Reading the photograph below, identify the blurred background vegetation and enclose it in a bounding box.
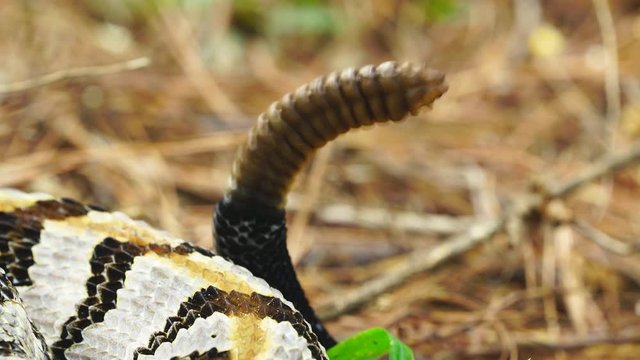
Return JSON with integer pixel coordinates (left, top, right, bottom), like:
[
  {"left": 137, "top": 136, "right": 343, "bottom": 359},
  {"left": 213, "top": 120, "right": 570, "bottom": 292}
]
[{"left": 2, "top": 0, "right": 640, "bottom": 358}]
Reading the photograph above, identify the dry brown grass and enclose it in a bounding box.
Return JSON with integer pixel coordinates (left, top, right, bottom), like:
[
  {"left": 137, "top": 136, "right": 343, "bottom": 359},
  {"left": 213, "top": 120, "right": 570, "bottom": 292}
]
[{"left": 2, "top": 1, "right": 640, "bottom": 358}]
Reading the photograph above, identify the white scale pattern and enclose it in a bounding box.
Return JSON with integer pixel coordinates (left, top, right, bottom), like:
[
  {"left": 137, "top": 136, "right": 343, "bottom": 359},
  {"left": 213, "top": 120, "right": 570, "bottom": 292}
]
[
  {"left": 257, "top": 318, "right": 314, "bottom": 360},
  {"left": 0, "top": 272, "right": 48, "bottom": 360},
  {"left": 66, "top": 253, "right": 209, "bottom": 359},
  {"left": 0, "top": 300, "right": 46, "bottom": 360},
  {"left": 137, "top": 313, "right": 232, "bottom": 360},
  {"left": 18, "top": 221, "right": 104, "bottom": 345}
]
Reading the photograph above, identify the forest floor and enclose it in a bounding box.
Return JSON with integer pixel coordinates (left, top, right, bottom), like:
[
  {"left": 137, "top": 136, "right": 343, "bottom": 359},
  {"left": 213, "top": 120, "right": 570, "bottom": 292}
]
[{"left": 2, "top": 1, "right": 640, "bottom": 359}]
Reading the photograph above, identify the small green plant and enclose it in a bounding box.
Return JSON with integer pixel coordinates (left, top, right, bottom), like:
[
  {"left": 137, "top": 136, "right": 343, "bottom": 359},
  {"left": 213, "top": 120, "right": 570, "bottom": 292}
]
[{"left": 327, "top": 327, "right": 414, "bottom": 360}]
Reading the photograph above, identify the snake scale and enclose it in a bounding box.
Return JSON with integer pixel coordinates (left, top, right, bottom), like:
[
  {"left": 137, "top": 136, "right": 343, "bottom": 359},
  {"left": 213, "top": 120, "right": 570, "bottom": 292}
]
[{"left": 0, "top": 61, "right": 448, "bottom": 360}]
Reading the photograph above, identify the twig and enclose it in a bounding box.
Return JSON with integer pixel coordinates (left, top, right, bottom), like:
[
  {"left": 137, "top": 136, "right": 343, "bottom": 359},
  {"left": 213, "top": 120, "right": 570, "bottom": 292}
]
[
  {"left": 573, "top": 220, "right": 633, "bottom": 255},
  {"left": 465, "top": 165, "right": 500, "bottom": 217},
  {"left": 541, "top": 223, "right": 561, "bottom": 336},
  {"left": 155, "top": 9, "right": 241, "bottom": 121},
  {"left": 0, "top": 57, "right": 151, "bottom": 95},
  {"left": 555, "top": 224, "right": 606, "bottom": 335},
  {"left": 592, "top": 0, "right": 621, "bottom": 147},
  {"left": 314, "top": 203, "right": 474, "bottom": 236},
  {"left": 509, "top": 0, "right": 542, "bottom": 60},
  {"left": 0, "top": 132, "right": 245, "bottom": 187},
  {"left": 318, "top": 218, "right": 504, "bottom": 320},
  {"left": 319, "top": 140, "right": 640, "bottom": 319},
  {"left": 591, "top": 0, "right": 622, "bottom": 221},
  {"left": 490, "top": 320, "right": 519, "bottom": 360},
  {"left": 466, "top": 328, "right": 640, "bottom": 356},
  {"left": 534, "top": 56, "right": 604, "bottom": 149},
  {"left": 288, "top": 143, "right": 334, "bottom": 263},
  {"left": 580, "top": 241, "right": 640, "bottom": 286},
  {"left": 546, "top": 140, "right": 640, "bottom": 197}
]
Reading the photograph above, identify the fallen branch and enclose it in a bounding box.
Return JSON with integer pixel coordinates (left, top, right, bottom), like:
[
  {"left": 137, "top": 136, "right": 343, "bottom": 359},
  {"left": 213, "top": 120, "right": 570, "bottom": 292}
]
[
  {"left": 319, "top": 139, "right": 640, "bottom": 319},
  {"left": 318, "top": 218, "right": 504, "bottom": 320}
]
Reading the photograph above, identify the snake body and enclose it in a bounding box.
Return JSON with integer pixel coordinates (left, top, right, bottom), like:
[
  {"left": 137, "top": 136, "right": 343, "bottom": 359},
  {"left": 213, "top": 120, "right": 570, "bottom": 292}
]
[{"left": 0, "top": 62, "right": 447, "bottom": 359}]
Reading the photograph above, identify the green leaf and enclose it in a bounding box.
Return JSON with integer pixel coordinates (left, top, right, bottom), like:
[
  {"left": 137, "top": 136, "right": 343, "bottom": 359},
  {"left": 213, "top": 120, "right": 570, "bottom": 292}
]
[
  {"left": 423, "top": 0, "right": 461, "bottom": 20},
  {"left": 327, "top": 327, "right": 414, "bottom": 360}
]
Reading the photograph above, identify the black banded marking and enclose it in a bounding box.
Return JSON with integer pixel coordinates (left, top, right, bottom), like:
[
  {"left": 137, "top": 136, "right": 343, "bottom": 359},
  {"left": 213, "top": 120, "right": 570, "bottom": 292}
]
[
  {"left": 0, "top": 199, "right": 90, "bottom": 286},
  {"left": 135, "top": 286, "right": 325, "bottom": 360},
  {"left": 0, "top": 268, "right": 20, "bottom": 302},
  {"left": 51, "top": 237, "right": 207, "bottom": 356},
  {"left": 170, "top": 349, "right": 229, "bottom": 360},
  {"left": 51, "top": 237, "right": 146, "bottom": 356},
  {"left": 214, "top": 199, "right": 335, "bottom": 348}
]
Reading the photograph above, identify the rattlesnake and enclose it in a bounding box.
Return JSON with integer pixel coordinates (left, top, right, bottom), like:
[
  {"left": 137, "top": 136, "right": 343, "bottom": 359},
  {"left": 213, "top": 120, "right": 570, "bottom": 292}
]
[{"left": 0, "top": 61, "right": 447, "bottom": 359}]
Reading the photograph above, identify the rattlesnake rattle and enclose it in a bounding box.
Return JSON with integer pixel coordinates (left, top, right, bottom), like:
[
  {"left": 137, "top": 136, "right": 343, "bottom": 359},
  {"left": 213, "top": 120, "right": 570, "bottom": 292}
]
[{"left": 0, "top": 61, "right": 447, "bottom": 359}]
